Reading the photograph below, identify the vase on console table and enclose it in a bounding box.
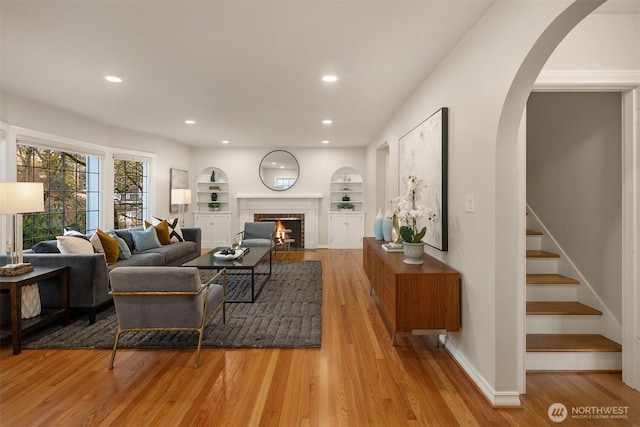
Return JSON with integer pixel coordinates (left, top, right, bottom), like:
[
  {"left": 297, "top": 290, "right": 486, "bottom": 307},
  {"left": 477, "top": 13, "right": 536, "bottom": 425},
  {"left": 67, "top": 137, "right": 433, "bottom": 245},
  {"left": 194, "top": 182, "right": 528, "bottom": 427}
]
[
  {"left": 381, "top": 207, "right": 394, "bottom": 242},
  {"left": 373, "top": 209, "right": 384, "bottom": 240},
  {"left": 402, "top": 242, "right": 425, "bottom": 265}
]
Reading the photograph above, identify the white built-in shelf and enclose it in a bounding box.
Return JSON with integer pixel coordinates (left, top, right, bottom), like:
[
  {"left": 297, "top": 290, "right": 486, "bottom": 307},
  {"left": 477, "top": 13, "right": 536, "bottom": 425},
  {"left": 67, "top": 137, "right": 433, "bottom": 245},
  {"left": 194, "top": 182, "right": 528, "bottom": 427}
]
[
  {"left": 195, "top": 167, "right": 230, "bottom": 213},
  {"left": 329, "top": 169, "right": 363, "bottom": 212}
]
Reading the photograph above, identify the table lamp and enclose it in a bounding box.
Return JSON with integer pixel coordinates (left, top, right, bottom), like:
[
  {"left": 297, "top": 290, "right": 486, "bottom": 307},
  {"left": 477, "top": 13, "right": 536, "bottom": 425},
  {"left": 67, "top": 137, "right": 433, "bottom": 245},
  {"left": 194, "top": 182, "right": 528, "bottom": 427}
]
[
  {"left": 171, "top": 188, "right": 192, "bottom": 228},
  {"left": 0, "top": 182, "right": 45, "bottom": 265}
]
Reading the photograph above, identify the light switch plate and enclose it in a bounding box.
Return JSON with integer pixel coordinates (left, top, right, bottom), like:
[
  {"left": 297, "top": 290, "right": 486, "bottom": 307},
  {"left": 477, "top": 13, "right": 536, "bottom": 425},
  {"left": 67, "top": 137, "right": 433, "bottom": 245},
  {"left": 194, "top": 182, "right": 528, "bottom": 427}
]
[{"left": 465, "top": 195, "right": 475, "bottom": 213}]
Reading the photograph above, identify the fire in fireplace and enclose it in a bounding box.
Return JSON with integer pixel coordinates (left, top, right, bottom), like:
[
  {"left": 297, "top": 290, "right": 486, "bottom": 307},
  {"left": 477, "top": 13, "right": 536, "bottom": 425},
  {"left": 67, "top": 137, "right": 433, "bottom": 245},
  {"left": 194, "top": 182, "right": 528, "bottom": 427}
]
[{"left": 255, "top": 214, "right": 304, "bottom": 249}]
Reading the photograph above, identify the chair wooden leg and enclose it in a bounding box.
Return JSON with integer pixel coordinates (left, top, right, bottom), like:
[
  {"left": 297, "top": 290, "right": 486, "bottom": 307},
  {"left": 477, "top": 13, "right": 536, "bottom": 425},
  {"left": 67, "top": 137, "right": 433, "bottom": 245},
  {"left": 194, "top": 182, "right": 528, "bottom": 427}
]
[
  {"left": 194, "top": 329, "right": 205, "bottom": 368},
  {"left": 108, "top": 329, "right": 122, "bottom": 370}
]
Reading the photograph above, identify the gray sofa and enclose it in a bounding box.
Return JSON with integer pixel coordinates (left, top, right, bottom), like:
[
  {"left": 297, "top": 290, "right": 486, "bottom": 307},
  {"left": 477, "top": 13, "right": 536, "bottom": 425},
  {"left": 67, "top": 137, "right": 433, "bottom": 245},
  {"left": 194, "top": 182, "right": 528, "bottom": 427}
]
[{"left": 1, "top": 227, "right": 201, "bottom": 324}]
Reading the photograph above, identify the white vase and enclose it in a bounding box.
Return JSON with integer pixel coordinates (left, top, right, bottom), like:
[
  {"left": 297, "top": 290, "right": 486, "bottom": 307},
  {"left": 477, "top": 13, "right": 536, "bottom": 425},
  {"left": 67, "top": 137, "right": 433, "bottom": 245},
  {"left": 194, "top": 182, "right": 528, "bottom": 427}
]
[
  {"left": 382, "top": 206, "right": 394, "bottom": 241},
  {"left": 402, "top": 242, "right": 425, "bottom": 265},
  {"left": 21, "top": 283, "right": 41, "bottom": 319},
  {"left": 373, "top": 209, "right": 384, "bottom": 240}
]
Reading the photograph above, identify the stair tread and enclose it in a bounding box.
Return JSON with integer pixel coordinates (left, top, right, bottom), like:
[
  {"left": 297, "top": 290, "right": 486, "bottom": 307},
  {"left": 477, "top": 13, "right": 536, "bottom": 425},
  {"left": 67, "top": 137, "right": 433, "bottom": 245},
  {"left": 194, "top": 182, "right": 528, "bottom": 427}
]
[
  {"left": 526, "top": 229, "right": 543, "bottom": 236},
  {"left": 526, "top": 301, "right": 602, "bottom": 316},
  {"left": 526, "top": 250, "right": 560, "bottom": 259},
  {"left": 526, "top": 274, "right": 580, "bottom": 285},
  {"left": 526, "top": 334, "right": 621, "bottom": 352}
]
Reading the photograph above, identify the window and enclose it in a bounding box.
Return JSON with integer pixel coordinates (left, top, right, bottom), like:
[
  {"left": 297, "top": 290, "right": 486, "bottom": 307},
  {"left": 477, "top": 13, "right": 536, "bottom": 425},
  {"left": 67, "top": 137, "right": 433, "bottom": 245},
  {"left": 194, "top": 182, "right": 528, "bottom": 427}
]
[
  {"left": 276, "top": 177, "right": 295, "bottom": 190},
  {"left": 17, "top": 145, "right": 100, "bottom": 247},
  {"left": 113, "top": 158, "right": 148, "bottom": 229}
]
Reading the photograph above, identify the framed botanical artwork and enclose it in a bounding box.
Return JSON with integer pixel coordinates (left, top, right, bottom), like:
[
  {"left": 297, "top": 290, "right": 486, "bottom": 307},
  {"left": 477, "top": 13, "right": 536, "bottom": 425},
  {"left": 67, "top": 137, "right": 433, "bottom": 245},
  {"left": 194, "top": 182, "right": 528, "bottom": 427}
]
[
  {"left": 398, "top": 107, "right": 448, "bottom": 251},
  {"left": 169, "top": 168, "right": 189, "bottom": 213}
]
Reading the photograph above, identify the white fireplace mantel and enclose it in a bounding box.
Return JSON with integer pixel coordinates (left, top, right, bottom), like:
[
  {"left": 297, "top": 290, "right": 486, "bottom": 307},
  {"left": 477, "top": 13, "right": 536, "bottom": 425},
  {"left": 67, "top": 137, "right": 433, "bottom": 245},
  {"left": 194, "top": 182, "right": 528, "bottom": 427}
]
[{"left": 235, "top": 194, "right": 323, "bottom": 249}]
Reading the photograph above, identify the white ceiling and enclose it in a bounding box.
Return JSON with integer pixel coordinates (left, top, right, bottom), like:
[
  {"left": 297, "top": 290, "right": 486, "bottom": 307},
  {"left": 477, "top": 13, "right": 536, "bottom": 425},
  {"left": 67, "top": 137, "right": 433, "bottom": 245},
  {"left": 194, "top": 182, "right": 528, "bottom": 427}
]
[{"left": 1, "top": 1, "right": 636, "bottom": 148}]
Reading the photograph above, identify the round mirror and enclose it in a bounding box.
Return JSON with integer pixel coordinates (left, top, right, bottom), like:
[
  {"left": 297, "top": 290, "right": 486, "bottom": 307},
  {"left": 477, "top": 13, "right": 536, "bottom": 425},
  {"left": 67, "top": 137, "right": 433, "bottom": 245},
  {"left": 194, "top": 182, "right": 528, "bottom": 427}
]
[{"left": 259, "top": 150, "right": 299, "bottom": 191}]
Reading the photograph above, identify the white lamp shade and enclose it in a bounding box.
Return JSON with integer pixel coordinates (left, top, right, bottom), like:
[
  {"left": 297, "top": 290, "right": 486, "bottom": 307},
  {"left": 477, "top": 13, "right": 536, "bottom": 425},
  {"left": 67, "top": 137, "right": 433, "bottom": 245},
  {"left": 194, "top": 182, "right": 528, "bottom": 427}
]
[
  {"left": 171, "top": 188, "right": 192, "bottom": 205},
  {"left": 0, "top": 182, "right": 45, "bottom": 214}
]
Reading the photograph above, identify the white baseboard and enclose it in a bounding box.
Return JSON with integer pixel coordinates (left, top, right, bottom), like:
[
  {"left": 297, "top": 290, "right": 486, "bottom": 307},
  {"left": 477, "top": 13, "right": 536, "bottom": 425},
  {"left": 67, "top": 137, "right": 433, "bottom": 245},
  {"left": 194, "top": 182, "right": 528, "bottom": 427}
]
[{"left": 441, "top": 336, "right": 522, "bottom": 407}]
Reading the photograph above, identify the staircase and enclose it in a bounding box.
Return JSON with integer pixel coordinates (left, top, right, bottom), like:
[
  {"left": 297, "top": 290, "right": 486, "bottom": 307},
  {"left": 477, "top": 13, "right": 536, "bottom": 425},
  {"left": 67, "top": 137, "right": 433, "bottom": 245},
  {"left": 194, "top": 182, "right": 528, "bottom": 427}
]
[{"left": 525, "top": 228, "right": 622, "bottom": 371}]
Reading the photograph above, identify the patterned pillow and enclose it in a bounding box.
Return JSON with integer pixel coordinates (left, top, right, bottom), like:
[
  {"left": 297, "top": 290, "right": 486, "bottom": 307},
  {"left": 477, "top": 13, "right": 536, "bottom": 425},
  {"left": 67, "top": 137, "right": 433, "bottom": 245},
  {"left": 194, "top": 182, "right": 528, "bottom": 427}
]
[
  {"left": 56, "top": 236, "right": 95, "bottom": 254},
  {"left": 63, "top": 228, "right": 89, "bottom": 240},
  {"left": 153, "top": 216, "right": 184, "bottom": 243}
]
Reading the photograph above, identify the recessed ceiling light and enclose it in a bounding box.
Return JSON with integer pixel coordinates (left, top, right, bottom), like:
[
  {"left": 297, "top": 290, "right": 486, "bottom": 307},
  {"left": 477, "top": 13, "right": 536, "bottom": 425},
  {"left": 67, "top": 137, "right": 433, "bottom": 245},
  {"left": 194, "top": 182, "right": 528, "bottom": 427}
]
[
  {"left": 322, "top": 75, "right": 338, "bottom": 83},
  {"left": 322, "top": 119, "right": 333, "bottom": 125},
  {"left": 185, "top": 120, "right": 196, "bottom": 125},
  {"left": 105, "top": 75, "right": 122, "bottom": 83},
  {"left": 322, "top": 140, "right": 330, "bottom": 144},
  {"left": 221, "top": 140, "right": 230, "bottom": 144}
]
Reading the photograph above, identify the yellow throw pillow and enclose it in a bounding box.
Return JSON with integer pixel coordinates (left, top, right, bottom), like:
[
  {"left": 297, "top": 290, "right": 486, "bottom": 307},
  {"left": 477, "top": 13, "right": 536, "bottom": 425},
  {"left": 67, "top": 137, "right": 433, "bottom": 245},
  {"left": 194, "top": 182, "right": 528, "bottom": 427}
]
[
  {"left": 145, "top": 220, "right": 172, "bottom": 245},
  {"left": 96, "top": 228, "right": 120, "bottom": 265}
]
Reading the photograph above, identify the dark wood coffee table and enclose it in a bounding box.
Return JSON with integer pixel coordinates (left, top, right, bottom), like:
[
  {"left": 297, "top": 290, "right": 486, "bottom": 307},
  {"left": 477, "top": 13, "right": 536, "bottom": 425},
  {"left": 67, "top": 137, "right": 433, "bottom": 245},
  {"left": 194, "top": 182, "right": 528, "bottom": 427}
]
[{"left": 182, "top": 246, "right": 272, "bottom": 303}]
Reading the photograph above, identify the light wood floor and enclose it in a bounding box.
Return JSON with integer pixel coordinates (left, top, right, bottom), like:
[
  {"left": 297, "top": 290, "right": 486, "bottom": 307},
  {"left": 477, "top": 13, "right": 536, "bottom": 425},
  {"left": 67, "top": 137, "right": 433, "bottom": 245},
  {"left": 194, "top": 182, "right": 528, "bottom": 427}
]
[{"left": 1, "top": 249, "right": 638, "bottom": 426}]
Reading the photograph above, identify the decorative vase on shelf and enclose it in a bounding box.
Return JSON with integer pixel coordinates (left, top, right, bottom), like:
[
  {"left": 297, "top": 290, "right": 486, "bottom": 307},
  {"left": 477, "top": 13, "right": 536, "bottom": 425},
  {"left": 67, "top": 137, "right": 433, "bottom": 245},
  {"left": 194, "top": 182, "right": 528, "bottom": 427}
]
[
  {"left": 210, "top": 170, "right": 216, "bottom": 182},
  {"left": 402, "top": 242, "right": 425, "bottom": 265},
  {"left": 373, "top": 209, "right": 384, "bottom": 240},
  {"left": 210, "top": 193, "right": 218, "bottom": 201}
]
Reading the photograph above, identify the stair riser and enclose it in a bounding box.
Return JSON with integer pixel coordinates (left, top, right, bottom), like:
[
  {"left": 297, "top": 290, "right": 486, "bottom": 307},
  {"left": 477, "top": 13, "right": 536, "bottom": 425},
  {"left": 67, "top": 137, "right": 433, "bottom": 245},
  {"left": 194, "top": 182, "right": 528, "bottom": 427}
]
[
  {"left": 526, "top": 316, "right": 601, "bottom": 334},
  {"left": 526, "top": 235, "right": 542, "bottom": 250},
  {"left": 526, "top": 351, "right": 621, "bottom": 371},
  {"left": 526, "top": 259, "right": 558, "bottom": 274},
  {"left": 527, "top": 285, "right": 578, "bottom": 301}
]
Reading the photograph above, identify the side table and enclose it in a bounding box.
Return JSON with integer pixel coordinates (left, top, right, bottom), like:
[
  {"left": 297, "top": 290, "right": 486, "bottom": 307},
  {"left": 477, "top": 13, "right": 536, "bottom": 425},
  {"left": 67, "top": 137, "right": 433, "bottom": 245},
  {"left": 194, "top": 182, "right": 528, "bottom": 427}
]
[{"left": 0, "top": 266, "right": 70, "bottom": 355}]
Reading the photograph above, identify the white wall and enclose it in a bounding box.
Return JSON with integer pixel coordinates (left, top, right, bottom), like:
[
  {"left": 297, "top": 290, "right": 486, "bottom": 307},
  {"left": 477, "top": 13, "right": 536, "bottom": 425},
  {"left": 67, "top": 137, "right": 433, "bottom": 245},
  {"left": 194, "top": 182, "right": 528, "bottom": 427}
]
[
  {"left": 191, "top": 146, "right": 366, "bottom": 246},
  {"left": 0, "top": 90, "right": 368, "bottom": 246},
  {"left": 543, "top": 13, "right": 640, "bottom": 71},
  {"left": 0, "top": 90, "right": 194, "bottom": 226},
  {"left": 364, "top": 1, "right": 603, "bottom": 404}
]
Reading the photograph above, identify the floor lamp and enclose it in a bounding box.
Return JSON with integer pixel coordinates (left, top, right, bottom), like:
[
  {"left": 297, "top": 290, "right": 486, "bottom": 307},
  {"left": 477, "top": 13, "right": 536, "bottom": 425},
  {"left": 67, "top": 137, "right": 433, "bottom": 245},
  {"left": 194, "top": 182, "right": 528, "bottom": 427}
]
[
  {"left": 171, "top": 188, "right": 192, "bottom": 228},
  {"left": 0, "top": 182, "right": 45, "bottom": 266}
]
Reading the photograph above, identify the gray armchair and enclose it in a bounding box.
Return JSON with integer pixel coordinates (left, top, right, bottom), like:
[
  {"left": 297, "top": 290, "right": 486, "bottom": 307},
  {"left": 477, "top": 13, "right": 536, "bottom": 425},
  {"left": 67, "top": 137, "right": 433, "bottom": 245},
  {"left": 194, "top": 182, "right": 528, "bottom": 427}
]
[
  {"left": 108, "top": 266, "right": 226, "bottom": 369},
  {"left": 236, "top": 221, "right": 276, "bottom": 249}
]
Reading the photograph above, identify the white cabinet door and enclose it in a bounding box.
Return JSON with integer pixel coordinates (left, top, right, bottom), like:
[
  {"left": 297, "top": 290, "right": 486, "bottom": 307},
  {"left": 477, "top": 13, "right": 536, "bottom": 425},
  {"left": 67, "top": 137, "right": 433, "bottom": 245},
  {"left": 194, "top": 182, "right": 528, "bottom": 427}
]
[
  {"left": 195, "top": 213, "right": 230, "bottom": 248},
  {"left": 329, "top": 213, "right": 364, "bottom": 249}
]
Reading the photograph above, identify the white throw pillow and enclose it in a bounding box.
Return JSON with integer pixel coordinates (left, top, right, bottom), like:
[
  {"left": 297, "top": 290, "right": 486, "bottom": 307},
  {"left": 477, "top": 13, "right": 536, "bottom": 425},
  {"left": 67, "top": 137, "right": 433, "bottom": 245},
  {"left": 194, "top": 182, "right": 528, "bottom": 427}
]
[
  {"left": 56, "top": 235, "right": 95, "bottom": 254},
  {"left": 89, "top": 232, "right": 105, "bottom": 253}
]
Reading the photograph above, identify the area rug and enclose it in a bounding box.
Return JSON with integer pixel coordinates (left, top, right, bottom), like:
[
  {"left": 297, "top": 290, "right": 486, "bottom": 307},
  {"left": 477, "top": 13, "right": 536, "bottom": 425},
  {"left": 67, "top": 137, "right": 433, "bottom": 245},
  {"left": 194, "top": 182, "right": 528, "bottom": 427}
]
[{"left": 21, "top": 260, "right": 322, "bottom": 349}]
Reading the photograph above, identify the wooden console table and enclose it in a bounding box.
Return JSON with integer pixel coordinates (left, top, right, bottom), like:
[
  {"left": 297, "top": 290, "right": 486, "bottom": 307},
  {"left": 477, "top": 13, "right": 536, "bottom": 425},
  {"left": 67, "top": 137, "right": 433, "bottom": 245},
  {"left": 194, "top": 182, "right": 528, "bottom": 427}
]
[
  {"left": 363, "top": 237, "right": 460, "bottom": 344},
  {"left": 0, "top": 266, "right": 70, "bottom": 355}
]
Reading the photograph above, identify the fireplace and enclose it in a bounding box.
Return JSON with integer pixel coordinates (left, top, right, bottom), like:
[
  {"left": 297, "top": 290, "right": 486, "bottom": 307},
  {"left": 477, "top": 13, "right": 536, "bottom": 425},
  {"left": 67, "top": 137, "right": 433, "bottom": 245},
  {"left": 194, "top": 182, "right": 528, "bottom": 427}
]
[
  {"left": 236, "top": 194, "right": 322, "bottom": 249},
  {"left": 255, "top": 213, "right": 304, "bottom": 249}
]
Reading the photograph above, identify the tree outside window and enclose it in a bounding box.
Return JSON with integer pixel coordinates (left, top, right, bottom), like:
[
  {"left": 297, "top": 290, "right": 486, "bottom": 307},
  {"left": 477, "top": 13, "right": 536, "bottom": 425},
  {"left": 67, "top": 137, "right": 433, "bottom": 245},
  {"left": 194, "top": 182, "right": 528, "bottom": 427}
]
[
  {"left": 17, "top": 145, "right": 99, "bottom": 247},
  {"left": 113, "top": 159, "right": 148, "bottom": 229}
]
